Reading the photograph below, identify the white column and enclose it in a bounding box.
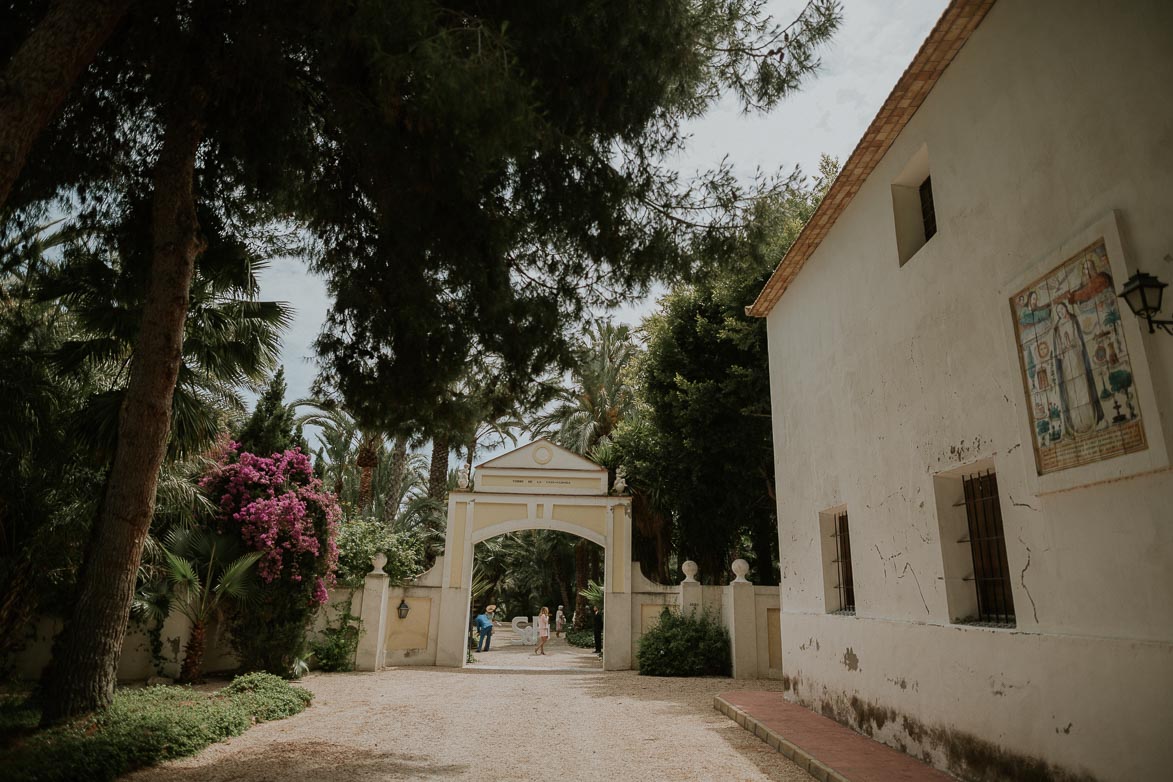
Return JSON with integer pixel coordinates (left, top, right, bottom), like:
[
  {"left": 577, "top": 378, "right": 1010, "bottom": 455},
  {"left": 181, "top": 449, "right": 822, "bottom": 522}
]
[
  {"left": 355, "top": 553, "right": 390, "bottom": 671},
  {"left": 725, "top": 559, "right": 759, "bottom": 680},
  {"left": 679, "top": 560, "right": 701, "bottom": 616},
  {"left": 436, "top": 500, "right": 476, "bottom": 667},
  {"left": 603, "top": 503, "right": 633, "bottom": 670}
]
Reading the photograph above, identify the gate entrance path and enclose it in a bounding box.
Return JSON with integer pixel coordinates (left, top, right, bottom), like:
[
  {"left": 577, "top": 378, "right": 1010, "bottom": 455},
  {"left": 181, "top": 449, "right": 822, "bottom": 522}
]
[{"left": 434, "top": 439, "right": 633, "bottom": 669}]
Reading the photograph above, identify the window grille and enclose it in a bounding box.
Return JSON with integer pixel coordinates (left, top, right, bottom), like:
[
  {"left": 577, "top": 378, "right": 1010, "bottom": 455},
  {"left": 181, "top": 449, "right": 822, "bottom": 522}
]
[
  {"left": 831, "top": 510, "right": 855, "bottom": 614},
  {"left": 960, "top": 471, "right": 1014, "bottom": 626},
  {"left": 919, "top": 176, "right": 937, "bottom": 241}
]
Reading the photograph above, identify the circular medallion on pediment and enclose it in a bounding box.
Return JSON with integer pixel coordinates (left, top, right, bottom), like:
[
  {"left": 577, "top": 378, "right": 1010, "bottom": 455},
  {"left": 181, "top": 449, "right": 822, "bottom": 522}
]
[{"left": 533, "top": 445, "right": 553, "bottom": 465}]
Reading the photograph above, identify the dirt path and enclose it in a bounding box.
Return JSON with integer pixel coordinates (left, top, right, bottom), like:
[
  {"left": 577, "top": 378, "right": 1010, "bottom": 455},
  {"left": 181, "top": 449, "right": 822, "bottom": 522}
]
[{"left": 125, "top": 663, "right": 810, "bottom": 781}]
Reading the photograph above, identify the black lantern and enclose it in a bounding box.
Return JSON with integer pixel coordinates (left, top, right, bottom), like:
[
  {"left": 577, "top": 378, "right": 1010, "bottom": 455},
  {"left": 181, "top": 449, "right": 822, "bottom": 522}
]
[
  {"left": 397, "top": 599, "right": 410, "bottom": 619},
  {"left": 1119, "top": 271, "right": 1173, "bottom": 335}
]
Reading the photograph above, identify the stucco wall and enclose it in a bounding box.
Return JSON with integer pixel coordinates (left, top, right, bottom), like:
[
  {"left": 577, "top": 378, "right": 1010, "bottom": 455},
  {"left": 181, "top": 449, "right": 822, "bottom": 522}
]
[{"left": 764, "top": 1, "right": 1173, "bottom": 780}]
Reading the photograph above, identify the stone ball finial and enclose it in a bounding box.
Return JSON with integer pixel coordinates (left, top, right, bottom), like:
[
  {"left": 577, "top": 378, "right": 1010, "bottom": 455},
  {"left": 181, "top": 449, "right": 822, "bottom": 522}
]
[
  {"left": 681, "top": 560, "right": 699, "bottom": 583},
  {"left": 731, "top": 559, "right": 751, "bottom": 583},
  {"left": 370, "top": 552, "right": 388, "bottom": 575}
]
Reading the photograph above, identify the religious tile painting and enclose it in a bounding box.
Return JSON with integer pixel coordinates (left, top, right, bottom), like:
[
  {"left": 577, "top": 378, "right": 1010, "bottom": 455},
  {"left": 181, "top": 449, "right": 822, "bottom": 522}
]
[{"left": 1010, "top": 238, "right": 1147, "bottom": 475}]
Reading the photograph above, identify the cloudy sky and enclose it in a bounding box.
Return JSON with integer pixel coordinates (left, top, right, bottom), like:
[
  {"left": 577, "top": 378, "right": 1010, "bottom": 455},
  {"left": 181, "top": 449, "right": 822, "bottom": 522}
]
[{"left": 257, "top": 0, "right": 950, "bottom": 416}]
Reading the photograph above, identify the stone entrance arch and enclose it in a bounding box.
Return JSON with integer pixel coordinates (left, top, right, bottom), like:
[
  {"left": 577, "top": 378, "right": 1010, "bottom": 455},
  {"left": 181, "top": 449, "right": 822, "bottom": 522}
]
[{"left": 434, "top": 439, "right": 633, "bottom": 669}]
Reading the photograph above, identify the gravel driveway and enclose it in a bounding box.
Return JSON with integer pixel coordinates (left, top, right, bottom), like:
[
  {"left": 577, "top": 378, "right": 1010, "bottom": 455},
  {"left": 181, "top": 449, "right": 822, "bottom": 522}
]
[{"left": 125, "top": 649, "right": 810, "bottom": 781}]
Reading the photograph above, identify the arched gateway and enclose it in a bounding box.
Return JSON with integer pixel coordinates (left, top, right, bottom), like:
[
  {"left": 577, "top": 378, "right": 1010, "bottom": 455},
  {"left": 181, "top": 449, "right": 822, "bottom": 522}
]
[{"left": 434, "top": 439, "right": 633, "bottom": 669}]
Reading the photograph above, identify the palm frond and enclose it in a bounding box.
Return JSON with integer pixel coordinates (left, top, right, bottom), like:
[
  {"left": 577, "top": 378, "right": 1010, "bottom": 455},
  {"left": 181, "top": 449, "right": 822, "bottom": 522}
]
[{"left": 213, "top": 551, "right": 263, "bottom": 602}]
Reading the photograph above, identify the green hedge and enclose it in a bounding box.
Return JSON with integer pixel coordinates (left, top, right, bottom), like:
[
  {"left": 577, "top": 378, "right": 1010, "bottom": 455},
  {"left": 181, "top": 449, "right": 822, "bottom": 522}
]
[
  {"left": 565, "top": 627, "right": 598, "bottom": 648},
  {"left": 637, "top": 608, "right": 731, "bottom": 677},
  {"left": 0, "top": 673, "right": 312, "bottom": 782}
]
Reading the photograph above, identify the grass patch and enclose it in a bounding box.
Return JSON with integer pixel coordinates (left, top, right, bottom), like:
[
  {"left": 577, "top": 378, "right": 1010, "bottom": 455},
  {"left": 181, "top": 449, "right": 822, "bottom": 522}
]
[{"left": 0, "top": 672, "right": 312, "bottom": 782}]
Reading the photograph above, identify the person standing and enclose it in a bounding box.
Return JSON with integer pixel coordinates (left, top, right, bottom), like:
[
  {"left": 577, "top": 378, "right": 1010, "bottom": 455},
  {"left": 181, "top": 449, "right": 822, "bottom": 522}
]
[
  {"left": 555, "top": 605, "right": 566, "bottom": 637},
  {"left": 592, "top": 605, "right": 603, "bottom": 656},
  {"left": 475, "top": 605, "right": 497, "bottom": 652},
  {"left": 534, "top": 607, "right": 551, "bottom": 655}
]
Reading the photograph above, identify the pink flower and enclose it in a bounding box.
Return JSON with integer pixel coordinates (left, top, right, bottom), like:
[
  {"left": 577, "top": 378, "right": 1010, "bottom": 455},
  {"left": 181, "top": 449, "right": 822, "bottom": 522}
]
[{"left": 201, "top": 446, "right": 341, "bottom": 590}]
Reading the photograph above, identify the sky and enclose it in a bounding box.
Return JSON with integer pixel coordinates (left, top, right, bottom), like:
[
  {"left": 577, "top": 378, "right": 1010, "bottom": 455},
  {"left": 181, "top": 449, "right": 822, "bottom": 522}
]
[{"left": 255, "top": 0, "right": 950, "bottom": 453}]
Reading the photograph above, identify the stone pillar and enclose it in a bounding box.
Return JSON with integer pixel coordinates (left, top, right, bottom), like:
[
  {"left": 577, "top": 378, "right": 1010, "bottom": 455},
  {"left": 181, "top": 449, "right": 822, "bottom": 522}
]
[
  {"left": 603, "top": 503, "right": 633, "bottom": 670},
  {"left": 725, "top": 559, "right": 759, "bottom": 680},
  {"left": 355, "top": 553, "right": 390, "bottom": 671},
  {"left": 679, "top": 560, "right": 701, "bottom": 616}
]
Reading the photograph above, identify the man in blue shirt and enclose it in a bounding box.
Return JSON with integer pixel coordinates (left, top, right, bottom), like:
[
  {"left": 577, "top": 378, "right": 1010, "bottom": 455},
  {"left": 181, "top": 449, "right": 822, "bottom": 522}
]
[{"left": 474, "top": 605, "right": 497, "bottom": 652}]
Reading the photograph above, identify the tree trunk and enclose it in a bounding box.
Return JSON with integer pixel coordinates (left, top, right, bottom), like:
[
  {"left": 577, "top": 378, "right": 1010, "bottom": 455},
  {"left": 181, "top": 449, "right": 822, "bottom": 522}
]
[
  {"left": 383, "top": 435, "right": 408, "bottom": 522},
  {"left": 355, "top": 433, "right": 380, "bottom": 511},
  {"left": 572, "top": 540, "right": 589, "bottom": 630},
  {"left": 631, "top": 490, "right": 672, "bottom": 584},
  {"left": 427, "top": 433, "right": 449, "bottom": 501},
  {"left": 178, "top": 619, "right": 206, "bottom": 684},
  {"left": 40, "top": 92, "right": 206, "bottom": 723},
  {"left": 0, "top": 0, "right": 131, "bottom": 211}
]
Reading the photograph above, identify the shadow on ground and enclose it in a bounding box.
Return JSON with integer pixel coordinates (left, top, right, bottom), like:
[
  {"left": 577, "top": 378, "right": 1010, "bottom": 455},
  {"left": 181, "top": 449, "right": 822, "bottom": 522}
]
[{"left": 126, "top": 739, "right": 468, "bottom": 781}]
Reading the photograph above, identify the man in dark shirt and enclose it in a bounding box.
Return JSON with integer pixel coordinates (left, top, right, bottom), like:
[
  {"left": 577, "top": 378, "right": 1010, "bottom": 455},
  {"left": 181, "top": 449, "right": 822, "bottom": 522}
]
[{"left": 592, "top": 605, "right": 603, "bottom": 656}]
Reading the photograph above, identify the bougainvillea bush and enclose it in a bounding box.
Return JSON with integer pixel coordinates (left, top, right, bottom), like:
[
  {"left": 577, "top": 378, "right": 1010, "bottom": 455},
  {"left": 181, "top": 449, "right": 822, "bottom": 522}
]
[{"left": 200, "top": 443, "right": 340, "bottom": 676}]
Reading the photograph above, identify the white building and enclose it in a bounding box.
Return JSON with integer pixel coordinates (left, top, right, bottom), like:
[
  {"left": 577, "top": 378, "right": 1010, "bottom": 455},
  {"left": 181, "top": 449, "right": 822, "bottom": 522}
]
[{"left": 749, "top": 1, "right": 1173, "bottom": 779}]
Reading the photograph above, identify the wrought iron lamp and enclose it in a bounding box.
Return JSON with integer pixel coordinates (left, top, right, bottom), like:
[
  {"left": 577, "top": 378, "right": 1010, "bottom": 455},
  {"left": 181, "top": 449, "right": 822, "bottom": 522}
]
[
  {"left": 397, "top": 599, "right": 410, "bottom": 619},
  {"left": 1119, "top": 271, "right": 1173, "bottom": 335}
]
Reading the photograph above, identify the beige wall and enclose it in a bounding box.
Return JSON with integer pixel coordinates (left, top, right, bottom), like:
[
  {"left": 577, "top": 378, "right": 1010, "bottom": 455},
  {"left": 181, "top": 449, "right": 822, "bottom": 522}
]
[
  {"left": 629, "top": 568, "right": 679, "bottom": 668},
  {"left": 764, "top": 1, "right": 1173, "bottom": 780}
]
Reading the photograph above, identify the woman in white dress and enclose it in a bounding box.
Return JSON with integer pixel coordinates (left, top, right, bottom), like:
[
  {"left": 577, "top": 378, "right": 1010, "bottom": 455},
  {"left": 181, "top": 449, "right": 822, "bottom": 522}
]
[
  {"left": 555, "top": 606, "right": 566, "bottom": 637},
  {"left": 534, "top": 606, "right": 551, "bottom": 655}
]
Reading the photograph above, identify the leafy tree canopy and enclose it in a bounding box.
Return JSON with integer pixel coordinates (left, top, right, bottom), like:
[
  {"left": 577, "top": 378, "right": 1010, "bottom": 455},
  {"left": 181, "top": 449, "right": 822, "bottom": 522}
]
[{"left": 609, "top": 156, "right": 837, "bottom": 584}]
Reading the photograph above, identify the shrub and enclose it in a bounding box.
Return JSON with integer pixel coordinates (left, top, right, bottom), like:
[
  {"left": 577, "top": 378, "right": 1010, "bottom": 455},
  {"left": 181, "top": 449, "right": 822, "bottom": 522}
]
[
  {"left": 199, "top": 445, "right": 341, "bottom": 676},
  {"left": 220, "top": 672, "right": 314, "bottom": 719},
  {"left": 637, "top": 608, "right": 731, "bottom": 677},
  {"left": 0, "top": 674, "right": 312, "bottom": 782},
  {"left": 310, "top": 609, "right": 363, "bottom": 672},
  {"left": 565, "top": 627, "right": 597, "bottom": 648},
  {"left": 334, "top": 517, "right": 425, "bottom": 588}
]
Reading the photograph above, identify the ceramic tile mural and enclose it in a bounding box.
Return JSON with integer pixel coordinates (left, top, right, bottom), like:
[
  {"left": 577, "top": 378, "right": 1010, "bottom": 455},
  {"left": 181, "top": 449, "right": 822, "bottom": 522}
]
[{"left": 1010, "top": 238, "right": 1147, "bottom": 475}]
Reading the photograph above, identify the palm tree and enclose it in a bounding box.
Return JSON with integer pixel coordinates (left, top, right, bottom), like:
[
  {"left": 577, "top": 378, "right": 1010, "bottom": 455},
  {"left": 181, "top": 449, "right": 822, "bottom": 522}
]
[
  {"left": 0, "top": 221, "right": 102, "bottom": 662},
  {"left": 530, "top": 320, "right": 637, "bottom": 452},
  {"left": 530, "top": 320, "right": 638, "bottom": 626},
  {"left": 292, "top": 400, "right": 361, "bottom": 499},
  {"left": 39, "top": 220, "right": 291, "bottom": 459},
  {"left": 161, "top": 527, "right": 262, "bottom": 683}
]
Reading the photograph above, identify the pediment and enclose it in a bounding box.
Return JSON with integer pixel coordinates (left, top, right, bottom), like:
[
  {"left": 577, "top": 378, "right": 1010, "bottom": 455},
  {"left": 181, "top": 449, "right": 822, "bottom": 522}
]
[
  {"left": 473, "top": 439, "right": 608, "bottom": 495},
  {"left": 476, "top": 439, "right": 605, "bottom": 472}
]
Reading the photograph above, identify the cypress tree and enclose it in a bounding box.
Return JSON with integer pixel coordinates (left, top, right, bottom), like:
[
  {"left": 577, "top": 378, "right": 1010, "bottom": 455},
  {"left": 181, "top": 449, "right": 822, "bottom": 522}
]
[{"left": 236, "top": 368, "right": 305, "bottom": 457}]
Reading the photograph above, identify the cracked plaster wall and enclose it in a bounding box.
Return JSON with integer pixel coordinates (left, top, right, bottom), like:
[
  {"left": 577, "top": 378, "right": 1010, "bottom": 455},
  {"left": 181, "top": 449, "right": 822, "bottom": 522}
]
[{"left": 763, "top": 1, "right": 1173, "bottom": 779}]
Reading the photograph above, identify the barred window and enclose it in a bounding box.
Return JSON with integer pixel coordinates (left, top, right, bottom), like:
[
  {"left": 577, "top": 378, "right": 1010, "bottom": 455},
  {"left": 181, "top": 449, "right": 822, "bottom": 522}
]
[
  {"left": 833, "top": 510, "right": 856, "bottom": 613},
  {"left": 819, "top": 508, "right": 856, "bottom": 615},
  {"left": 960, "top": 470, "right": 1015, "bottom": 626}
]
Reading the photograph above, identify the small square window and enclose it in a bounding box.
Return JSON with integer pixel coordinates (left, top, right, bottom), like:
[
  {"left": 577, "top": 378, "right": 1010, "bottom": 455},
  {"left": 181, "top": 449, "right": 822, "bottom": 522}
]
[
  {"left": 891, "top": 144, "right": 938, "bottom": 265},
  {"left": 819, "top": 507, "right": 856, "bottom": 615}
]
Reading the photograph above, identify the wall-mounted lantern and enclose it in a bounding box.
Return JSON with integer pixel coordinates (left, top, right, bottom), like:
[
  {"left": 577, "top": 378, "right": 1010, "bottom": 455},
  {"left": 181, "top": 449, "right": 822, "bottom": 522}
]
[
  {"left": 397, "top": 599, "right": 411, "bottom": 620},
  {"left": 1119, "top": 270, "right": 1173, "bottom": 335}
]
